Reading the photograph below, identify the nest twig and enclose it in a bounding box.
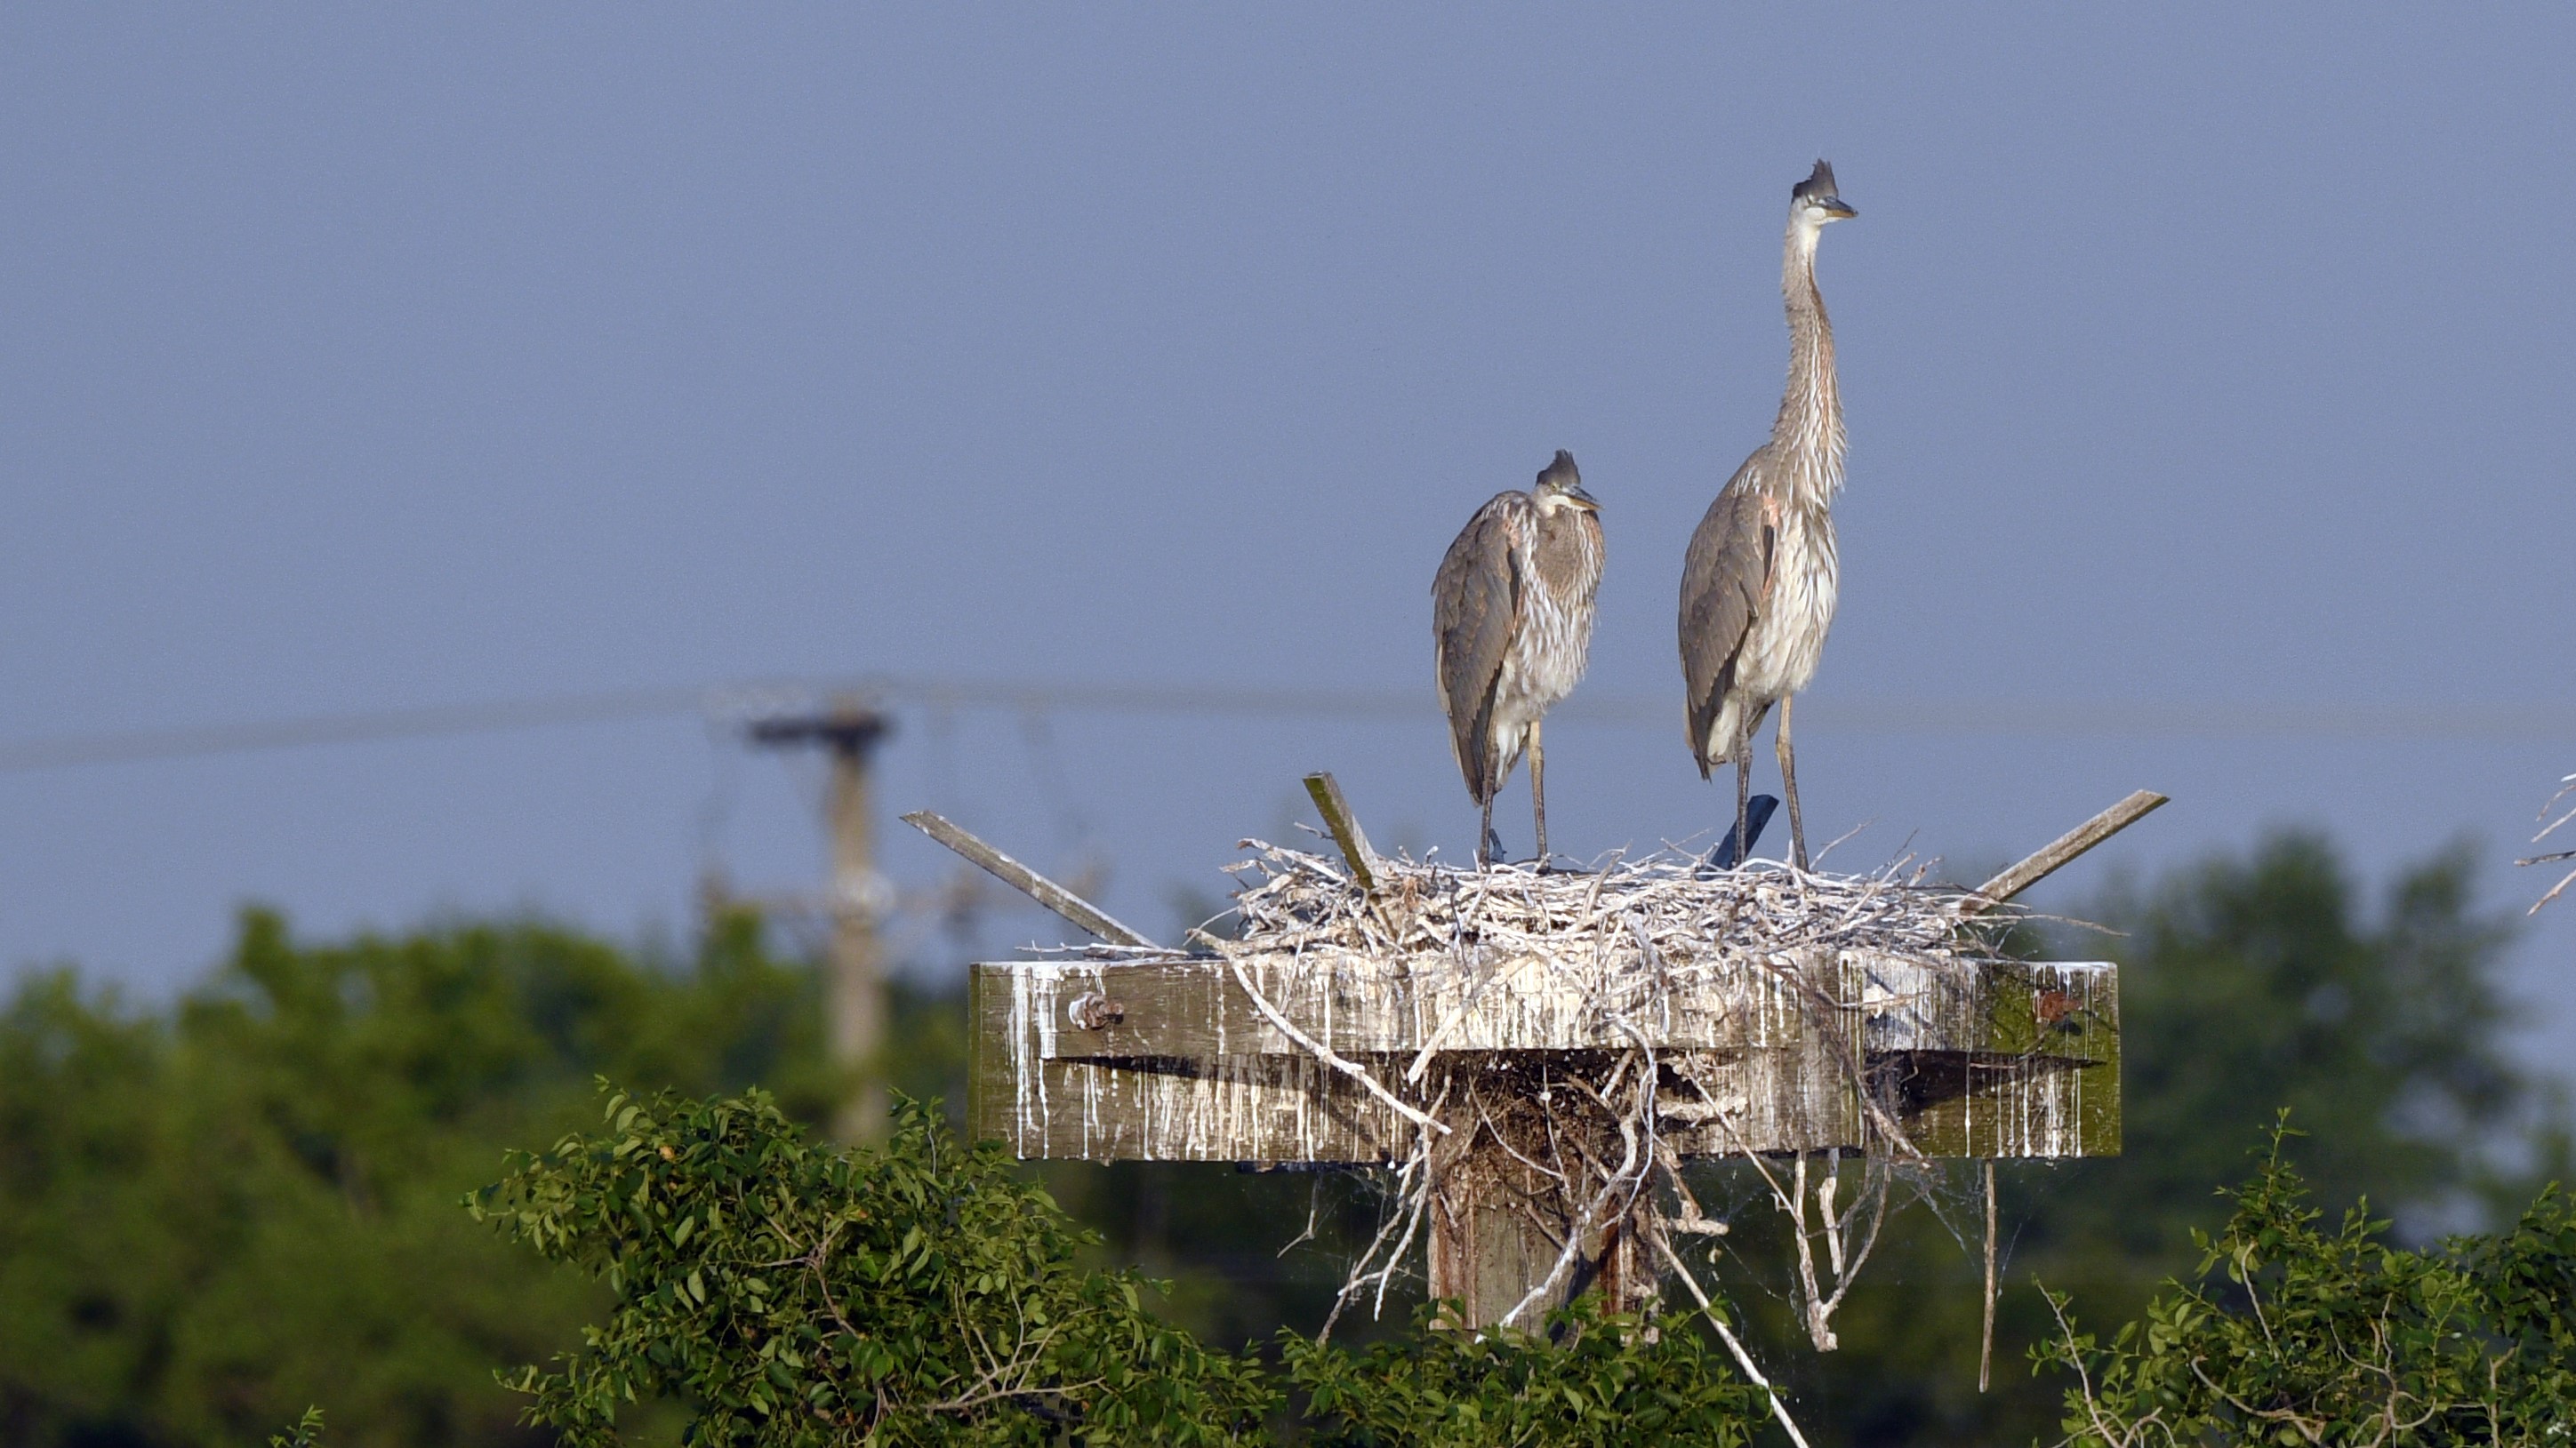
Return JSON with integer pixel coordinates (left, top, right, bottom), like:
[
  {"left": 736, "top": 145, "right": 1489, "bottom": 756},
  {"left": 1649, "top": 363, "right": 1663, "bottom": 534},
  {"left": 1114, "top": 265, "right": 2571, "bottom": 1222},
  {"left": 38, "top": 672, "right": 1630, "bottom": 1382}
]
[
  {"left": 2523, "top": 772, "right": 2576, "bottom": 915},
  {"left": 1216, "top": 838, "right": 2012, "bottom": 966}
]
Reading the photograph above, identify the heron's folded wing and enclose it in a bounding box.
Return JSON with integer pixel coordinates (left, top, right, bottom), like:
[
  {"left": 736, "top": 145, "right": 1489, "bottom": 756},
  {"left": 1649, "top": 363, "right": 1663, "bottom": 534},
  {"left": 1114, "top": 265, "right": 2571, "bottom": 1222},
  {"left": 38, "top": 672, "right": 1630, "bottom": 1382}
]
[
  {"left": 1431, "top": 493, "right": 1526, "bottom": 800},
  {"left": 1678, "top": 469, "right": 1771, "bottom": 768}
]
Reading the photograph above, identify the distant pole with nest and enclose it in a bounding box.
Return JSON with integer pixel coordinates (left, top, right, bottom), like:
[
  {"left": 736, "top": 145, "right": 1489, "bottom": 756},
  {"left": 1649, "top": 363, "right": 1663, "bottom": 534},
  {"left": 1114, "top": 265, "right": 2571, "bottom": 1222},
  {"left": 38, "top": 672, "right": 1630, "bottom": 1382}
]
[{"left": 749, "top": 700, "right": 895, "bottom": 1143}]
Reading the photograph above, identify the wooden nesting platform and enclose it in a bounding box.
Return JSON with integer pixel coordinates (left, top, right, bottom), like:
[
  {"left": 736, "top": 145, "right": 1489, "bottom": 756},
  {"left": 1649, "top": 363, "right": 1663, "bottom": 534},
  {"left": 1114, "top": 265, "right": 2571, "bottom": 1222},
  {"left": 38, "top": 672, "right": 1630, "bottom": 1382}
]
[{"left": 967, "top": 945, "right": 2118, "bottom": 1164}]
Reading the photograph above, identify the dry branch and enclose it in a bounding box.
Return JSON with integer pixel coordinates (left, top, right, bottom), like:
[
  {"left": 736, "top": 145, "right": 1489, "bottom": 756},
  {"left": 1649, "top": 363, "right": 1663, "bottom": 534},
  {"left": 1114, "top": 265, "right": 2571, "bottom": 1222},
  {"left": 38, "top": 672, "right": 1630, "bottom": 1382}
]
[
  {"left": 1226, "top": 840, "right": 2003, "bottom": 968},
  {"left": 903, "top": 811, "right": 1157, "bottom": 947},
  {"left": 1966, "top": 789, "right": 2167, "bottom": 911},
  {"left": 2524, "top": 772, "right": 2576, "bottom": 915}
]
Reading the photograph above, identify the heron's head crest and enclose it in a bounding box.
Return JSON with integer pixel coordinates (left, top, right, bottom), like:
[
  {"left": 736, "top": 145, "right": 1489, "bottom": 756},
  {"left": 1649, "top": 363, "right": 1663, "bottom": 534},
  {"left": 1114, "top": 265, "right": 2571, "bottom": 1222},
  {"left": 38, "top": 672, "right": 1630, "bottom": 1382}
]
[
  {"left": 1535, "top": 450, "right": 1597, "bottom": 510},
  {"left": 1792, "top": 160, "right": 1856, "bottom": 222}
]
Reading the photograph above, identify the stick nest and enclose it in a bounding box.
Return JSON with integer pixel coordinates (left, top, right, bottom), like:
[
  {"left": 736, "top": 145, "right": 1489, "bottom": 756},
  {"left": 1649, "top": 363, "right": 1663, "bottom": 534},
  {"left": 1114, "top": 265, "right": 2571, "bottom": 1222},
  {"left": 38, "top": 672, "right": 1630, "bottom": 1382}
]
[{"left": 1209, "top": 839, "right": 2017, "bottom": 967}]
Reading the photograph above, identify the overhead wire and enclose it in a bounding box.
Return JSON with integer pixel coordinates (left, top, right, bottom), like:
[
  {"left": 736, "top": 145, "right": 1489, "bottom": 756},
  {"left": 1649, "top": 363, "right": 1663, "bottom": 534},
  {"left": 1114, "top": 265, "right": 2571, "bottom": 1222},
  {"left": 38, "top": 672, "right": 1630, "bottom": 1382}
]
[
  {"left": 2, "top": 671, "right": 2572, "bottom": 775},
  {"left": 1016, "top": 706, "right": 1092, "bottom": 854}
]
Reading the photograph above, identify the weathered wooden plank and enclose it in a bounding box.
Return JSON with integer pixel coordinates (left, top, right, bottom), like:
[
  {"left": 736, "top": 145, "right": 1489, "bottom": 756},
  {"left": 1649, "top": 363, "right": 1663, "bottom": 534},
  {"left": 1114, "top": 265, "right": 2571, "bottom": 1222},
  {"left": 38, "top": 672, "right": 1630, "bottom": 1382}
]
[
  {"left": 967, "top": 1049, "right": 1855, "bottom": 1164},
  {"left": 1303, "top": 772, "right": 1384, "bottom": 898},
  {"left": 965, "top": 1040, "right": 1973, "bottom": 1162},
  {"left": 903, "top": 811, "right": 1157, "bottom": 947},
  {"left": 1873, "top": 963, "right": 2121, "bottom": 1157},
  {"left": 972, "top": 957, "right": 1398, "bottom": 1160},
  {"left": 969, "top": 954, "right": 2120, "bottom": 1161},
  {"left": 989, "top": 1054, "right": 1412, "bottom": 1163},
  {"left": 1968, "top": 790, "right": 2167, "bottom": 911},
  {"left": 977, "top": 949, "right": 2085, "bottom": 1060}
]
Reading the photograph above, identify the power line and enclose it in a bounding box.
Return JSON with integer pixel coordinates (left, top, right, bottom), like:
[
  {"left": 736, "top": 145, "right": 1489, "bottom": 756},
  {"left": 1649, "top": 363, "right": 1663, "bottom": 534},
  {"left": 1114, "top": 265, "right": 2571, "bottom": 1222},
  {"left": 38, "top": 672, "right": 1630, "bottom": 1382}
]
[
  {"left": 2, "top": 674, "right": 2572, "bottom": 774},
  {"left": 0, "top": 684, "right": 709, "bottom": 772}
]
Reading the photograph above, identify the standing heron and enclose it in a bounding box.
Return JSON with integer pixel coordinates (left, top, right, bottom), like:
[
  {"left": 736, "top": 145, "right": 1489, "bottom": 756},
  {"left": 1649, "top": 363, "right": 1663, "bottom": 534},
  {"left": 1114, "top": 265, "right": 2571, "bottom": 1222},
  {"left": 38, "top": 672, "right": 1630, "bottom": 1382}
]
[
  {"left": 1679, "top": 160, "right": 1857, "bottom": 870},
  {"left": 1433, "top": 450, "right": 1604, "bottom": 866}
]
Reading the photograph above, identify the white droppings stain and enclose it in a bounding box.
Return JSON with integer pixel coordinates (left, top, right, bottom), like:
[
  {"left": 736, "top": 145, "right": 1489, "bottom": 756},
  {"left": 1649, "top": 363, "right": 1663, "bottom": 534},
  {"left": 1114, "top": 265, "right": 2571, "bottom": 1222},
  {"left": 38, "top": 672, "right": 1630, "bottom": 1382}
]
[{"left": 982, "top": 949, "right": 2117, "bottom": 1164}]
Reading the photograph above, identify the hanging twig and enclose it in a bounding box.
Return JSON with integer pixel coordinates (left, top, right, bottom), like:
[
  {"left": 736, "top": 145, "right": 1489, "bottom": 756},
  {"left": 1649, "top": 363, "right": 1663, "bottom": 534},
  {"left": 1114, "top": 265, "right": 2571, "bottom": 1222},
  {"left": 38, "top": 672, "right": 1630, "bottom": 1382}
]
[
  {"left": 1980, "top": 1160, "right": 1998, "bottom": 1393},
  {"left": 1320, "top": 1112, "right": 1439, "bottom": 1340},
  {"left": 1650, "top": 1229, "right": 1814, "bottom": 1448},
  {"left": 1229, "top": 954, "right": 1447, "bottom": 1137},
  {"left": 1501, "top": 1051, "right": 1652, "bottom": 1328}
]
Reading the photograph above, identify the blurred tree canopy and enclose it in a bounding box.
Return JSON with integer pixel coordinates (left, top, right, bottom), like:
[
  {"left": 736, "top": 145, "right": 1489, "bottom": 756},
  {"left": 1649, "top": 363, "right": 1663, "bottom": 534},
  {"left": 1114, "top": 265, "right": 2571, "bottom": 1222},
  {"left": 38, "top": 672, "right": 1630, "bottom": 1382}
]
[
  {"left": 1763, "top": 830, "right": 2566, "bottom": 1444},
  {"left": 476, "top": 1090, "right": 1277, "bottom": 1446},
  {"left": 2034, "top": 1124, "right": 2576, "bottom": 1444},
  {"left": 463, "top": 1086, "right": 2572, "bottom": 1447},
  {"left": 0, "top": 907, "right": 955, "bottom": 1448},
  {"left": 0, "top": 828, "right": 2558, "bottom": 1447},
  {"left": 473, "top": 1084, "right": 1769, "bottom": 1446}
]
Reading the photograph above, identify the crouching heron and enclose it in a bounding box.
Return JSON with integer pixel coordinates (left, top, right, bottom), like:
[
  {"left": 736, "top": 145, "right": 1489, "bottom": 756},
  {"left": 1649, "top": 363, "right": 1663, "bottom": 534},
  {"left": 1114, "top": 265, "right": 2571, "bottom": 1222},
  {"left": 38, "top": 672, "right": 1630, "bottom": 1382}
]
[
  {"left": 1433, "top": 450, "right": 1604, "bottom": 866},
  {"left": 1680, "top": 160, "right": 1856, "bottom": 870}
]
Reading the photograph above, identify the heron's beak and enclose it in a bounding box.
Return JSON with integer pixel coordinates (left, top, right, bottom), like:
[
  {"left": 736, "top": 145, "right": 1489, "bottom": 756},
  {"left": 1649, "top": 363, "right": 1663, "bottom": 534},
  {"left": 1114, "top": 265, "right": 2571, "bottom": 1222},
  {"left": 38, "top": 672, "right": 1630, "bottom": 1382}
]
[
  {"left": 1821, "top": 197, "right": 1857, "bottom": 220},
  {"left": 1567, "top": 485, "right": 1601, "bottom": 511}
]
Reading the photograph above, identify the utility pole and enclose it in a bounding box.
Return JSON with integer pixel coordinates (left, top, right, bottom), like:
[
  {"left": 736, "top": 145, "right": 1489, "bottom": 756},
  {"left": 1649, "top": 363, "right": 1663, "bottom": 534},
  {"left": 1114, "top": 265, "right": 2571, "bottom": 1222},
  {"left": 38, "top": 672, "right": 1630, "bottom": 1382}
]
[{"left": 749, "top": 699, "right": 894, "bottom": 1144}]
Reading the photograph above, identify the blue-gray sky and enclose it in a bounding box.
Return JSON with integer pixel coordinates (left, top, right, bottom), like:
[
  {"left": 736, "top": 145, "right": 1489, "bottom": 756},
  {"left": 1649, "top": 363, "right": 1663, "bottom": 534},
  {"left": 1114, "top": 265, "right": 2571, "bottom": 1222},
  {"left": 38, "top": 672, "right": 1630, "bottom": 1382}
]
[{"left": 4, "top": 8, "right": 2572, "bottom": 1070}]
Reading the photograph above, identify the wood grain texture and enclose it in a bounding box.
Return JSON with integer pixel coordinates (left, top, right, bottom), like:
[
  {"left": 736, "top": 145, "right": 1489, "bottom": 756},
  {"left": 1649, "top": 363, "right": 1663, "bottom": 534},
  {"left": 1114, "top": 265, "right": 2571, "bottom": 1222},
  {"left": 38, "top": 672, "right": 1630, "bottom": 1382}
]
[
  {"left": 1970, "top": 789, "right": 2168, "bottom": 910},
  {"left": 902, "top": 811, "right": 1156, "bottom": 947},
  {"left": 967, "top": 948, "right": 2118, "bottom": 1162},
  {"left": 1303, "top": 772, "right": 1383, "bottom": 898}
]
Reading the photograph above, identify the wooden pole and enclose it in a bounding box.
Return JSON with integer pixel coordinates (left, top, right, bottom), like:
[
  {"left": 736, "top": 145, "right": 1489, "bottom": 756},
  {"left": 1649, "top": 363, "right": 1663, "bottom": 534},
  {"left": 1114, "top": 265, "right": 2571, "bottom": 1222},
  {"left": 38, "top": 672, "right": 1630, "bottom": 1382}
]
[
  {"left": 749, "top": 701, "right": 894, "bottom": 1143},
  {"left": 1427, "top": 1152, "right": 1569, "bottom": 1328},
  {"left": 827, "top": 727, "right": 887, "bottom": 1144},
  {"left": 1297, "top": 772, "right": 1613, "bottom": 1328}
]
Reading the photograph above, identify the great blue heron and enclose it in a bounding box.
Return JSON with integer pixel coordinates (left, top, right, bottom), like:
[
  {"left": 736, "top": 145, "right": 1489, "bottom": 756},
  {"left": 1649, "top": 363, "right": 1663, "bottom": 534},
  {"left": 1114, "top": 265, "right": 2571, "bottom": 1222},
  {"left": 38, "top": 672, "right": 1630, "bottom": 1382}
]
[
  {"left": 1679, "top": 160, "right": 1856, "bottom": 870},
  {"left": 1433, "top": 450, "right": 1604, "bottom": 866}
]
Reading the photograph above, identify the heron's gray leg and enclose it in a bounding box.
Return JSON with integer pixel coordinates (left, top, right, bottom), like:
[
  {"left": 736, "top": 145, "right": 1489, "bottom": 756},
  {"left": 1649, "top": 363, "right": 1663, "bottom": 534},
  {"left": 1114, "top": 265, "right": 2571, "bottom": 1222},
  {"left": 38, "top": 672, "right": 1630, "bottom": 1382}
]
[
  {"left": 1479, "top": 794, "right": 1496, "bottom": 868},
  {"left": 1778, "top": 694, "right": 1809, "bottom": 870},
  {"left": 1732, "top": 711, "right": 1752, "bottom": 871},
  {"left": 1529, "top": 717, "right": 1548, "bottom": 867}
]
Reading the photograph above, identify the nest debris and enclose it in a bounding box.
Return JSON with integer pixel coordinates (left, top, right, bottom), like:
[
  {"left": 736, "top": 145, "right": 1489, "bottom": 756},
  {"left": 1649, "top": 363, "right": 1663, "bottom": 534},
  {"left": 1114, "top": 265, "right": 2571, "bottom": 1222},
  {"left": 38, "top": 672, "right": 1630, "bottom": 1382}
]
[
  {"left": 1181, "top": 837, "right": 2027, "bottom": 1385},
  {"left": 1210, "top": 836, "right": 2019, "bottom": 966}
]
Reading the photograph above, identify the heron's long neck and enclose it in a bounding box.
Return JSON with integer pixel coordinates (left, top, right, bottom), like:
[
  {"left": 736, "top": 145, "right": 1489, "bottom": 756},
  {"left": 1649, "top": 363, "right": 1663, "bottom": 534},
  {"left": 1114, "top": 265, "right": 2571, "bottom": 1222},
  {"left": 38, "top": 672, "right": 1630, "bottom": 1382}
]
[{"left": 1771, "top": 225, "right": 1844, "bottom": 507}]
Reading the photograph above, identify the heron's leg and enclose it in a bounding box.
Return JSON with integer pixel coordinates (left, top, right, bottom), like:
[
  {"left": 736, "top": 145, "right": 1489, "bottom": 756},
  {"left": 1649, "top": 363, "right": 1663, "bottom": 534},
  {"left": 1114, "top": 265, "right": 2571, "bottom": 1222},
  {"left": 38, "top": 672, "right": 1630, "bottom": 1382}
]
[
  {"left": 1778, "top": 694, "right": 1809, "bottom": 870},
  {"left": 1479, "top": 794, "right": 1496, "bottom": 868},
  {"left": 1529, "top": 717, "right": 1549, "bottom": 867},
  {"left": 1732, "top": 711, "right": 1753, "bottom": 871}
]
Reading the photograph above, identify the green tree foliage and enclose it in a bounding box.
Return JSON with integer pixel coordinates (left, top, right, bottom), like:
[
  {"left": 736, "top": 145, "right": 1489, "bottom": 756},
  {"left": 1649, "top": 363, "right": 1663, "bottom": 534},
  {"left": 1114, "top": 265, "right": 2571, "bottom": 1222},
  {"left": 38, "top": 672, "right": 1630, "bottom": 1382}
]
[
  {"left": 470, "top": 1082, "right": 2569, "bottom": 1448},
  {"left": 271, "top": 1408, "right": 327, "bottom": 1448},
  {"left": 0, "top": 830, "right": 2555, "bottom": 1448},
  {"left": 474, "top": 1087, "right": 1272, "bottom": 1445},
  {"left": 2080, "top": 834, "right": 2526, "bottom": 1244},
  {"left": 2036, "top": 1124, "right": 2576, "bottom": 1444},
  {"left": 1284, "top": 1300, "right": 1757, "bottom": 1448},
  {"left": 0, "top": 906, "right": 855, "bottom": 1448},
  {"left": 474, "top": 1081, "right": 1761, "bottom": 1446},
  {"left": 1726, "top": 832, "right": 2555, "bottom": 1444}
]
